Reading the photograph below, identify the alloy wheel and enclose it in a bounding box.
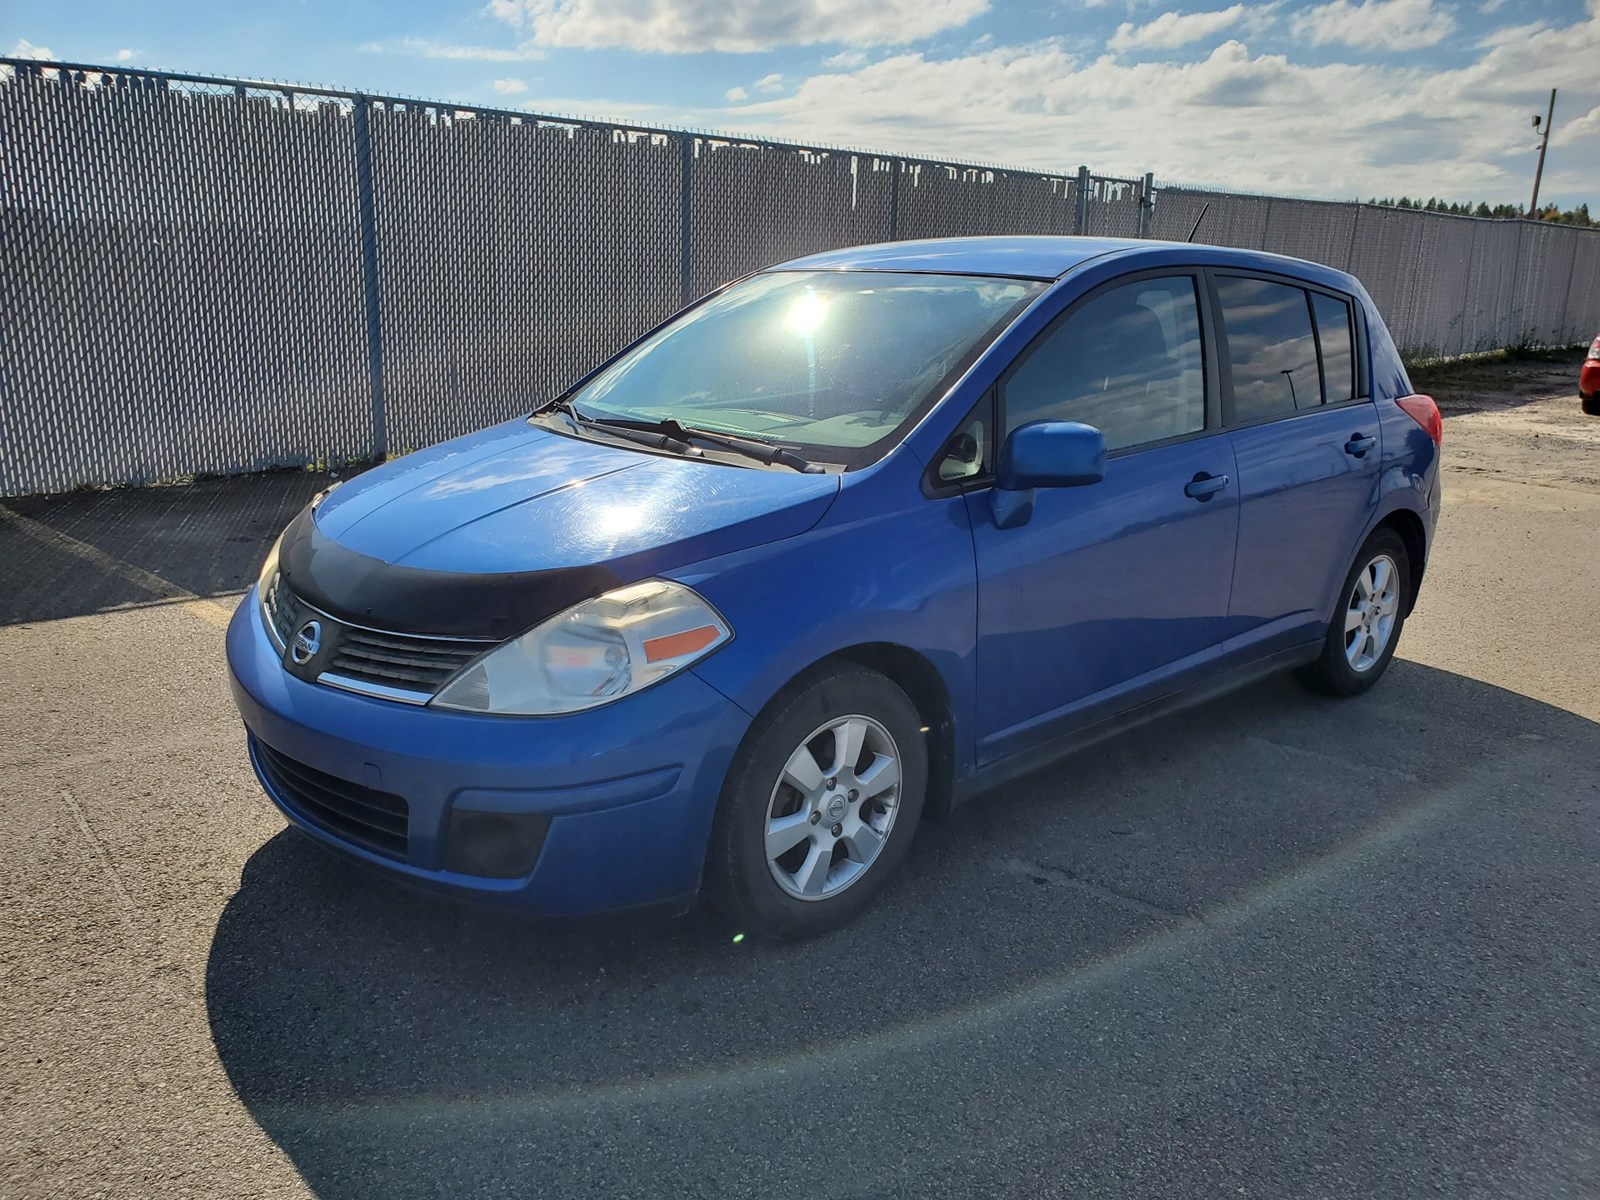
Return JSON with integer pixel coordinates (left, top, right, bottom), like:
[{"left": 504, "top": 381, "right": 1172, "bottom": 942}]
[
  {"left": 1344, "top": 552, "right": 1400, "bottom": 672},
  {"left": 763, "top": 714, "right": 903, "bottom": 901}
]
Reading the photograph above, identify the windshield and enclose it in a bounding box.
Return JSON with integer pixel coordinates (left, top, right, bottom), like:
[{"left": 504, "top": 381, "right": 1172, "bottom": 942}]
[{"left": 559, "top": 270, "right": 1043, "bottom": 466}]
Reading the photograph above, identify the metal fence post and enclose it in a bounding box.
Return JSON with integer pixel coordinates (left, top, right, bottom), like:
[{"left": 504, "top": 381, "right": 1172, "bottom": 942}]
[
  {"left": 1074, "top": 165, "right": 1091, "bottom": 235},
  {"left": 1510, "top": 219, "right": 1526, "bottom": 346},
  {"left": 1137, "top": 171, "right": 1154, "bottom": 238},
  {"left": 352, "top": 95, "right": 387, "bottom": 459},
  {"left": 888, "top": 161, "right": 900, "bottom": 241},
  {"left": 679, "top": 135, "right": 696, "bottom": 305}
]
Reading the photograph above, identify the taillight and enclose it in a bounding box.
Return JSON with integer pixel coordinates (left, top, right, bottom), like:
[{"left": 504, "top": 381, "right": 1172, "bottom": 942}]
[{"left": 1395, "top": 393, "right": 1442, "bottom": 445}]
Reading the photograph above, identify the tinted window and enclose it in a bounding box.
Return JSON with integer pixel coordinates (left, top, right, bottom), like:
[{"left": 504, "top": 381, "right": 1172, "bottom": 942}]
[
  {"left": 1216, "top": 277, "right": 1320, "bottom": 420},
  {"left": 1311, "top": 292, "right": 1356, "bottom": 403},
  {"left": 1004, "top": 276, "right": 1205, "bottom": 451}
]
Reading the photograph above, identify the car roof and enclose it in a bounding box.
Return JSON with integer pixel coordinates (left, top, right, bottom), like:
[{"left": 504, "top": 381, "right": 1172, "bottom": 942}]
[{"left": 774, "top": 235, "right": 1360, "bottom": 293}]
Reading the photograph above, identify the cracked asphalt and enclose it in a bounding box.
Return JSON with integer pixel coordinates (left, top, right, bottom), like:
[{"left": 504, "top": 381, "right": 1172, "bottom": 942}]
[{"left": 2, "top": 354, "right": 1597, "bottom": 1199}]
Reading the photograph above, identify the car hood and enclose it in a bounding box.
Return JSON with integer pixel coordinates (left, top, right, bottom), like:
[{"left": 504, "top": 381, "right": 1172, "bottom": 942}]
[{"left": 278, "top": 420, "right": 840, "bottom": 639}]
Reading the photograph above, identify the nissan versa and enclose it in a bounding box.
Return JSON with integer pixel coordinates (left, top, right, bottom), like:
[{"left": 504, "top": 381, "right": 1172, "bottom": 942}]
[{"left": 227, "top": 236, "right": 1442, "bottom": 939}]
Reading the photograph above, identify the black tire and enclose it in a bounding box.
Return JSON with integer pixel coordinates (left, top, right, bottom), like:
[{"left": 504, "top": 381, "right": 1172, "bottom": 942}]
[
  {"left": 1581, "top": 395, "right": 1600, "bottom": 416},
  {"left": 705, "top": 664, "right": 928, "bottom": 940},
  {"left": 1295, "top": 528, "right": 1411, "bottom": 698}
]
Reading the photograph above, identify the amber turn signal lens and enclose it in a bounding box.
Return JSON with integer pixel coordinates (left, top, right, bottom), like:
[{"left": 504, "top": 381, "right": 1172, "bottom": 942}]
[{"left": 643, "top": 625, "right": 722, "bottom": 663}]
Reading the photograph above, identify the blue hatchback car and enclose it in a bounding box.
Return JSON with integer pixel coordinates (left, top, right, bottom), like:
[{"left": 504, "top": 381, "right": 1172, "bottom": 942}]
[{"left": 228, "top": 236, "right": 1442, "bottom": 939}]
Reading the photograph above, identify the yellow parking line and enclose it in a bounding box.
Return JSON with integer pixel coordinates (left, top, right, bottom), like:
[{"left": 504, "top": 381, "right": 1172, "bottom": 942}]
[{"left": 0, "top": 505, "right": 237, "bottom": 630}]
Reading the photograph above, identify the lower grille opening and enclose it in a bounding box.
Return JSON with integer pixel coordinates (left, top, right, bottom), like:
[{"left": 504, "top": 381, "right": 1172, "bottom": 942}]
[{"left": 254, "top": 739, "right": 410, "bottom": 861}]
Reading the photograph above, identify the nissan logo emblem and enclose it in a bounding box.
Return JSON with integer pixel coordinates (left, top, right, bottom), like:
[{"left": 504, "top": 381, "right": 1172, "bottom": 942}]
[{"left": 290, "top": 619, "right": 322, "bottom": 666}]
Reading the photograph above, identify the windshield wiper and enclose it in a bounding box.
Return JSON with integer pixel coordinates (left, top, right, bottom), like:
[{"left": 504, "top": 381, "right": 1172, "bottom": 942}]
[
  {"left": 544, "top": 401, "right": 823, "bottom": 474},
  {"left": 542, "top": 400, "right": 698, "bottom": 457},
  {"left": 669, "top": 423, "right": 824, "bottom": 474}
]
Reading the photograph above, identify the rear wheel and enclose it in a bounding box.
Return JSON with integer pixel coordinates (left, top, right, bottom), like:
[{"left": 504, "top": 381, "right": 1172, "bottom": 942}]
[
  {"left": 1296, "top": 529, "right": 1410, "bottom": 697},
  {"left": 1582, "top": 395, "right": 1600, "bottom": 416},
  {"left": 705, "top": 665, "right": 927, "bottom": 940}
]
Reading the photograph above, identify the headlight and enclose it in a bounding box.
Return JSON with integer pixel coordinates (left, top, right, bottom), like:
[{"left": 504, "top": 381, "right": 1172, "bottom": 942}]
[
  {"left": 256, "top": 531, "right": 286, "bottom": 645},
  {"left": 430, "top": 579, "right": 732, "bottom": 715},
  {"left": 257, "top": 531, "right": 283, "bottom": 597}
]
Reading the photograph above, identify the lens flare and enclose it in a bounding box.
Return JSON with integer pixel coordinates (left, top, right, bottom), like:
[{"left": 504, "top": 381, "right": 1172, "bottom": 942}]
[{"left": 785, "top": 290, "right": 827, "bottom": 336}]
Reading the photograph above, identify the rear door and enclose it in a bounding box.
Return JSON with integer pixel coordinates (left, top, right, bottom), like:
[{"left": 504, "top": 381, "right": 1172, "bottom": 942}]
[
  {"left": 1213, "top": 274, "right": 1381, "bottom": 652},
  {"left": 964, "top": 271, "right": 1240, "bottom": 766}
]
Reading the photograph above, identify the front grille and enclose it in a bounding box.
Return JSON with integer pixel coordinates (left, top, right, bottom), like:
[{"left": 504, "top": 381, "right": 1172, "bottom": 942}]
[
  {"left": 262, "top": 571, "right": 301, "bottom": 649},
  {"left": 328, "top": 627, "right": 488, "bottom": 694},
  {"left": 263, "top": 573, "right": 493, "bottom": 700},
  {"left": 254, "top": 739, "right": 410, "bottom": 860}
]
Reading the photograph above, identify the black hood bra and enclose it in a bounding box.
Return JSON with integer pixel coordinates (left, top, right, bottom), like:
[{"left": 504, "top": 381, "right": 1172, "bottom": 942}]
[{"left": 276, "top": 506, "right": 624, "bottom": 642}]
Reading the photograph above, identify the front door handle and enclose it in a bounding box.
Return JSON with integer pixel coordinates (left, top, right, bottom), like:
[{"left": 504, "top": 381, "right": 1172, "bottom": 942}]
[
  {"left": 1345, "top": 434, "right": 1377, "bottom": 457},
  {"left": 1184, "top": 472, "right": 1230, "bottom": 500}
]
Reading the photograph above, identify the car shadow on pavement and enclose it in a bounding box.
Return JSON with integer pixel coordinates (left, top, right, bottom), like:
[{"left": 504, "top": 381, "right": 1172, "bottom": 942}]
[{"left": 205, "top": 661, "right": 1600, "bottom": 1199}]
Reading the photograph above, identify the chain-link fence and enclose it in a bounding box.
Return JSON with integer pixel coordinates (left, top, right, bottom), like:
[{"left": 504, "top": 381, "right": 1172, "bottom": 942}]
[{"left": 3, "top": 59, "right": 1598, "bottom": 496}]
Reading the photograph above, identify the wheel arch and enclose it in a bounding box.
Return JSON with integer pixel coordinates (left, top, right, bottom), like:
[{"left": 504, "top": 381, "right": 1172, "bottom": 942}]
[
  {"left": 742, "top": 643, "right": 958, "bottom": 823},
  {"left": 1373, "top": 507, "right": 1427, "bottom": 614}
]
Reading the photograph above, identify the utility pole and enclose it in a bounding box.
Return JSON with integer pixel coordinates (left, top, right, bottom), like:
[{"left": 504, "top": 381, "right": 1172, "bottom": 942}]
[{"left": 1528, "top": 88, "right": 1556, "bottom": 219}]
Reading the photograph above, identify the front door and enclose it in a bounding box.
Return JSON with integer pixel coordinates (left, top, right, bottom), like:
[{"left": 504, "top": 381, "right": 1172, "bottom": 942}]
[{"left": 966, "top": 273, "right": 1240, "bottom": 767}]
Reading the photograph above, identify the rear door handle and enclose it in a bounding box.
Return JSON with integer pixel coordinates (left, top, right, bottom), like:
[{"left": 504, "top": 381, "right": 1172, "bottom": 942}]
[
  {"left": 1184, "top": 472, "right": 1229, "bottom": 500},
  {"left": 1345, "top": 434, "right": 1377, "bottom": 457}
]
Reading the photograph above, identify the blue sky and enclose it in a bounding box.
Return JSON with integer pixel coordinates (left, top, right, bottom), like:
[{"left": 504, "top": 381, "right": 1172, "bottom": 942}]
[{"left": 6, "top": 0, "right": 1598, "bottom": 206}]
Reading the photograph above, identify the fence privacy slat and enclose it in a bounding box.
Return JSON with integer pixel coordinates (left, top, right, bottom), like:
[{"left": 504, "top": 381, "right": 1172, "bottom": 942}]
[{"left": 3, "top": 60, "right": 1598, "bottom": 497}]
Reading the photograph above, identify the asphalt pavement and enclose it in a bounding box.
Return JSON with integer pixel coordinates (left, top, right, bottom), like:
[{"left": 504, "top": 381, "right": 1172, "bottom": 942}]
[{"left": 1, "top": 356, "right": 1596, "bottom": 1199}]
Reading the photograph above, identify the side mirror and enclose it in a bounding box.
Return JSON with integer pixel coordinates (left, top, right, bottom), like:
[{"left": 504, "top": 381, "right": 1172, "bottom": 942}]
[{"left": 992, "top": 421, "right": 1106, "bottom": 528}]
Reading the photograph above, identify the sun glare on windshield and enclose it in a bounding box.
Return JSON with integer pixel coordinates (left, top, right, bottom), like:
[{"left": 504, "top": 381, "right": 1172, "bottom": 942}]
[{"left": 785, "top": 289, "right": 828, "bottom": 337}]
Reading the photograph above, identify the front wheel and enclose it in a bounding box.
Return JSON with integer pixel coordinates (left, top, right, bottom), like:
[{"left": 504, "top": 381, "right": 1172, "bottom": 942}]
[
  {"left": 705, "top": 665, "right": 927, "bottom": 940},
  {"left": 1296, "top": 528, "right": 1411, "bottom": 697}
]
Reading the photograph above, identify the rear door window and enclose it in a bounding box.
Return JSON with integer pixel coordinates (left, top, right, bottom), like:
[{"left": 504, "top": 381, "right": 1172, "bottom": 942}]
[
  {"left": 1215, "top": 277, "right": 1320, "bottom": 421},
  {"left": 1003, "top": 275, "right": 1206, "bottom": 452},
  {"left": 1311, "top": 292, "right": 1356, "bottom": 404}
]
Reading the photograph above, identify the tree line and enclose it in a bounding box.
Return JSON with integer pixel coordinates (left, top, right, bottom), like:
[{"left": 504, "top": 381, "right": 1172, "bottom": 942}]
[{"left": 1366, "top": 197, "right": 1595, "bottom": 226}]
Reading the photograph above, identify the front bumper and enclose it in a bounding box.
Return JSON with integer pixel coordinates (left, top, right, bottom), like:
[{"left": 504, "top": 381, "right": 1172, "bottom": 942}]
[{"left": 225, "top": 590, "right": 750, "bottom": 915}]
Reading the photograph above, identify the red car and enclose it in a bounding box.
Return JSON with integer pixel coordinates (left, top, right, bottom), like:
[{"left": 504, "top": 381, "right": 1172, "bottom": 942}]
[{"left": 1583, "top": 334, "right": 1600, "bottom": 415}]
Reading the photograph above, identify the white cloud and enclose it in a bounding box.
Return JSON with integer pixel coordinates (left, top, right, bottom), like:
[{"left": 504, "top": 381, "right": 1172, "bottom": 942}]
[
  {"left": 508, "top": 1, "right": 1600, "bottom": 204},
  {"left": 113, "top": 48, "right": 138, "bottom": 63},
  {"left": 8, "top": 38, "right": 56, "bottom": 60},
  {"left": 1475, "top": 18, "right": 1547, "bottom": 48},
  {"left": 726, "top": 85, "right": 748, "bottom": 101},
  {"left": 486, "top": 0, "right": 990, "bottom": 53},
  {"left": 1552, "top": 103, "right": 1600, "bottom": 146},
  {"left": 678, "top": 3, "right": 1599, "bottom": 203},
  {"left": 755, "top": 72, "right": 785, "bottom": 93},
  {"left": 360, "top": 36, "right": 545, "bottom": 61},
  {"left": 823, "top": 49, "right": 868, "bottom": 68},
  {"left": 492, "top": 77, "right": 528, "bottom": 93},
  {"left": 1291, "top": 0, "right": 1456, "bottom": 50},
  {"left": 1109, "top": 5, "right": 1254, "bottom": 51}
]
